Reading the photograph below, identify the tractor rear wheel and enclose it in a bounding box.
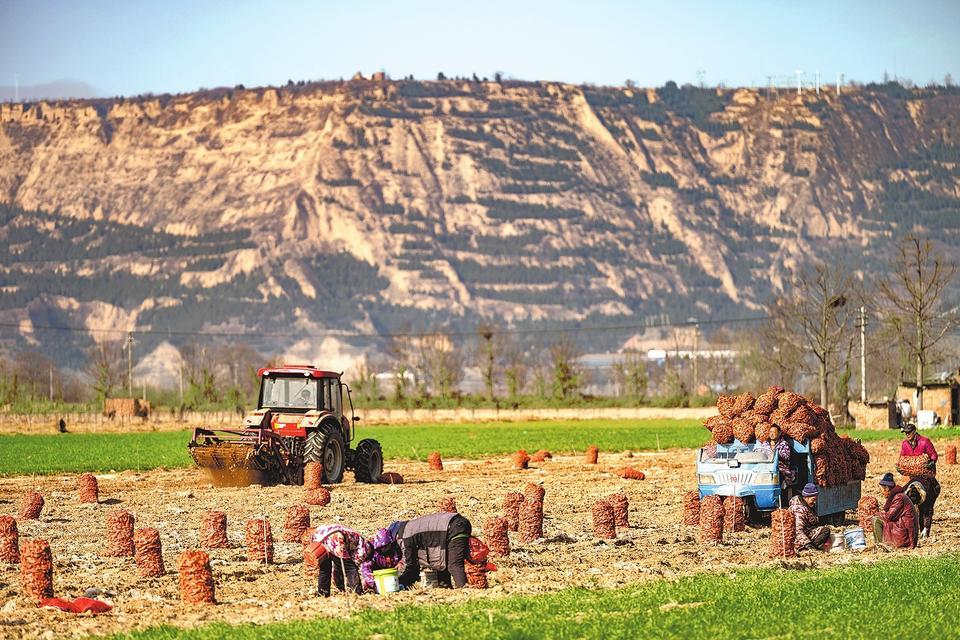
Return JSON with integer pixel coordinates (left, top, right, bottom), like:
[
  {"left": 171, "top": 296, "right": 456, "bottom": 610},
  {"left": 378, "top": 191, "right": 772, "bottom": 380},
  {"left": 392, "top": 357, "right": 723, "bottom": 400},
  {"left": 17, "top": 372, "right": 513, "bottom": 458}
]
[{"left": 353, "top": 439, "right": 384, "bottom": 483}]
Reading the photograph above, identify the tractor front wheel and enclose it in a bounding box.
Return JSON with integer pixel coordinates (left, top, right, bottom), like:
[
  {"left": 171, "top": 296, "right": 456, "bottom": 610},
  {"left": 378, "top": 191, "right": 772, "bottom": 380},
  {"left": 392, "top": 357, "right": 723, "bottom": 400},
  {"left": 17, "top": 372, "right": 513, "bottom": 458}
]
[{"left": 353, "top": 439, "right": 384, "bottom": 483}]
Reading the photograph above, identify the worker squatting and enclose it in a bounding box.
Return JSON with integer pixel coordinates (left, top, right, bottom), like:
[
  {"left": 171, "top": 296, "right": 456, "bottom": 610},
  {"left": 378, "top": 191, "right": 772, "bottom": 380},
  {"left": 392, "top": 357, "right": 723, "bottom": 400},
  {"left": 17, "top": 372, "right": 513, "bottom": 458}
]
[{"left": 781, "top": 422, "right": 940, "bottom": 551}]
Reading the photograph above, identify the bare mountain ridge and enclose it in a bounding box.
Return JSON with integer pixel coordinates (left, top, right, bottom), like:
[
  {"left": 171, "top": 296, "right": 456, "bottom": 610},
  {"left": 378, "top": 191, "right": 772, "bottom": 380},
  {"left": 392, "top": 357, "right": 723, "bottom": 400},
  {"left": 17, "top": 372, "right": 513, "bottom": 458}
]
[{"left": 0, "top": 80, "right": 958, "bottom": 363}]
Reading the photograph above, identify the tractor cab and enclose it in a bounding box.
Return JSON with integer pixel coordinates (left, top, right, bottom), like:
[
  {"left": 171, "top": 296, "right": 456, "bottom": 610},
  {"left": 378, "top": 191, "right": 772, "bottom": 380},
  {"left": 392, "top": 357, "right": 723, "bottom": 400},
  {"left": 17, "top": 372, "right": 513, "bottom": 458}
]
[{"left": 253, "top": 365, "right": 357, "bottom": 441}]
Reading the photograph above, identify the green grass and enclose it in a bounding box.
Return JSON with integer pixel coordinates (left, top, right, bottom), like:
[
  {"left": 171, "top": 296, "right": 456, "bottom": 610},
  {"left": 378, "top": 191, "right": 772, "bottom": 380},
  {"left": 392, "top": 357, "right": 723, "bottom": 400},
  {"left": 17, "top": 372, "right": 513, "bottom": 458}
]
[
  {"left": 2, "top": 421, "right": 958, "bottom": 477},
  {"left": 106, "top": 554, "right": 960, "bottom": 639}
]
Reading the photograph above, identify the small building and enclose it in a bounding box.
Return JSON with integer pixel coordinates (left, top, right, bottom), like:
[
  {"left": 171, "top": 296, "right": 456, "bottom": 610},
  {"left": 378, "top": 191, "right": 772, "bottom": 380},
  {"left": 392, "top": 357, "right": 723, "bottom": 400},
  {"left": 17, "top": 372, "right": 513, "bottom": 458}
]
[{"left": 896, "top": 369, "right": 960, "bottom": 426}]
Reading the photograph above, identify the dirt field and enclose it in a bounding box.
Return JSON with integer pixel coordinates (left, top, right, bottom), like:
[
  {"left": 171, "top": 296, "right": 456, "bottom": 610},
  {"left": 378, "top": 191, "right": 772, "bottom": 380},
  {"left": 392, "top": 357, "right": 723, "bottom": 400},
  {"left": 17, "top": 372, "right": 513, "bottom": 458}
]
[{"left": 1, "top": 439, "right": 958, "bottom": 639}]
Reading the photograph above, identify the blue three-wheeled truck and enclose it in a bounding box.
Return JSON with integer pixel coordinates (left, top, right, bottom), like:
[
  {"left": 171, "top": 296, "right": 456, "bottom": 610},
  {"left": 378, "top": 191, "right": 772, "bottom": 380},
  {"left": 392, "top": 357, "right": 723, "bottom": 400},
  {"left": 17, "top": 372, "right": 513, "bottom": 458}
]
[{"left": 696, "top": 438, "right": 861, "bottom": 524}]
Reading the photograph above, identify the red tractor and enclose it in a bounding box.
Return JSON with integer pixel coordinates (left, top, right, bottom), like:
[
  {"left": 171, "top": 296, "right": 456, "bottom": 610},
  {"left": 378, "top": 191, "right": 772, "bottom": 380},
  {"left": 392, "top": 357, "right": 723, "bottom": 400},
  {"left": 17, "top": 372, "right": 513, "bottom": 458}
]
[{"left": 188, "top": 364, "right": 383, "bottom": 486}]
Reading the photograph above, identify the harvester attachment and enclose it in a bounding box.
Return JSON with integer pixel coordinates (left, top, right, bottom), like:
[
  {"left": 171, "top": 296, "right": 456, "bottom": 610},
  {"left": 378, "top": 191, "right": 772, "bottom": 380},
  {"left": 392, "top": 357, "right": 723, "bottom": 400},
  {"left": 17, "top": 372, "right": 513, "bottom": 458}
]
[{"left": 189, "top": 428, "right": 300, "bottom": 487}]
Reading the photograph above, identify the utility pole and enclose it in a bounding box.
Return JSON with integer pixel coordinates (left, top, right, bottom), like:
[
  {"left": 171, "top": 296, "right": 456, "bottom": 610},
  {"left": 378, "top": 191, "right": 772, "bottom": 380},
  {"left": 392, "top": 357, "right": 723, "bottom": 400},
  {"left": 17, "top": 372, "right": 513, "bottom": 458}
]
[
  {"left": 126, "top": 331, "right": 134, "bottom": 396},
  {"left": 178, "top": 359, "right": 184, "bottom": 407},
  {"left": 858, "top": 306, "right": 867, "bottom": 404}
]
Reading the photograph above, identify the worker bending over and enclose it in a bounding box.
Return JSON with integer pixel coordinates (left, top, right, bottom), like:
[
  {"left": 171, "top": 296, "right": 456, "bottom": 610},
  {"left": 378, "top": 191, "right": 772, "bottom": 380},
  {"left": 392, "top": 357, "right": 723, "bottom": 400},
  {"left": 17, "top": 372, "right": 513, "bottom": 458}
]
[
  {"left": 788, "top": 483, "right": 831, "bottom": 551},
  {"left": 395, "top": 512, "right": 473, "bottom": 588},
  {"left": 360, "top": 527, "right": 403, "bottom": 592},
  {"left": 310, "top": 524, "right": 372, "bottom": 596}
]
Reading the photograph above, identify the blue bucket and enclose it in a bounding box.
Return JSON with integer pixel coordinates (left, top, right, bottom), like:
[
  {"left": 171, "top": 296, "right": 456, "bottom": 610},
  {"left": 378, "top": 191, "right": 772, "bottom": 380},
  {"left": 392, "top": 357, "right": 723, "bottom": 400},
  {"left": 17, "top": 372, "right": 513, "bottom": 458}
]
[{"left": 844, "top": 527, "right": 867, "bottom": 550}]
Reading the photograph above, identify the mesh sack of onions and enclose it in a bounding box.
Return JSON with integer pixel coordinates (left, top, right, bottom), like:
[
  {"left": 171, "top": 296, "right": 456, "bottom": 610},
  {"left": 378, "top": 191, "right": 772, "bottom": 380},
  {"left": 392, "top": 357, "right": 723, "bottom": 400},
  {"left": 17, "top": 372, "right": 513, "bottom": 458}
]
[
  {"left": 699, "top": 495, "right": 724, "bottom": 545},
  {"left": 857, "top": 496, "right": 880, "bottom": 531},
  {"left": 682, "top": 490, "right": 700, "bottom": 526},
  {"left": 769, "top": 509, "right": 797, "bottom": 558}
]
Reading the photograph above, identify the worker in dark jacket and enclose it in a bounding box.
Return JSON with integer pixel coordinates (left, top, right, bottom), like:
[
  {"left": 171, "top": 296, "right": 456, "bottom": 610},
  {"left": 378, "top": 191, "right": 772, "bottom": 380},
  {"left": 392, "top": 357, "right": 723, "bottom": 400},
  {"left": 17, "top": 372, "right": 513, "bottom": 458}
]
[
  {"left": 788, "top": 483, "right": 831, "bottom": 551},
  {"left": 897, "top": 423, "right": 940, "bottom": 538},
  {"left": 872, "top": 472, "right": 918, "bottom": 549},
  {"left": 396, "top": 512, "right": 472, "bottom": 588}
]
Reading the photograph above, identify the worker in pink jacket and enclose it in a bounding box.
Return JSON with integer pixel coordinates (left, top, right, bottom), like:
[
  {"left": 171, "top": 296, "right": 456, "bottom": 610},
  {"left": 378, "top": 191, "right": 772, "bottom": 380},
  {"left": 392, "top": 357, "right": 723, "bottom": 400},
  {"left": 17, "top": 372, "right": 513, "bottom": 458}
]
[{"left": 897, "top": 423, "right": 940, "bottom": 538}]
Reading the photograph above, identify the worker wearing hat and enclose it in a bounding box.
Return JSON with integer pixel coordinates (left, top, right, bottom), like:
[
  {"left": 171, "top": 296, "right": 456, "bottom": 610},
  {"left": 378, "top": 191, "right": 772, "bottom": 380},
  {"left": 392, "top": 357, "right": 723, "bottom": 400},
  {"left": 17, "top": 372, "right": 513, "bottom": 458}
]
[
  {"left": 872, "top": 472, "right": 918, "bottom": 549},
  {"left": 896, "top": 422, "right": 940, "bottom": 538},
  {"left": 788, "top": 483, "right": 832, "bottom": 551}
]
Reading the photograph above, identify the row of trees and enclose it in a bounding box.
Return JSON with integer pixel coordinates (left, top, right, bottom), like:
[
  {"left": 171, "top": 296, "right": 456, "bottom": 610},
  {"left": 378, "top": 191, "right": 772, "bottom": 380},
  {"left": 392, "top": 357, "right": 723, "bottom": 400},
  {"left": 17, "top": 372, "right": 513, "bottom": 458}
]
[
  {"left": 0, "top": 236, "right": 954, "bottom": 414},
  {"left": 754, "top": 236, "right": 958, "bottom": 413}
]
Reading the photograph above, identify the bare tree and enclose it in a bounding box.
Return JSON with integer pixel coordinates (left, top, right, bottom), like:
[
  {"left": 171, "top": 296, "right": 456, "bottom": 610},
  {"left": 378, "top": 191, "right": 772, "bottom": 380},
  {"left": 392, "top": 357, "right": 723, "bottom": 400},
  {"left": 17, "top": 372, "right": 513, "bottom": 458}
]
[
  {"left": 877, "top": 236, "right": 959, "bottom": 410},
  {"left": 473, "top": 323, "right": 503, "bottom": 402},
  {"left": 769, "top": 263, "right": 858, "bottom": 408},
  {"left": 548, "top": 338, "right": 583, "bottom": 400},
  {"left": 612, "top": 350, "right": 648, "bottom": 403},
  {"left": 86, "top": 341, "right": 124, "bottom": 405},
  {"left": 415, "top": 331, "right": 463, "bottom": 401},
  {"left": 502, "top": 339, "right": 527, "bottom": 405}
]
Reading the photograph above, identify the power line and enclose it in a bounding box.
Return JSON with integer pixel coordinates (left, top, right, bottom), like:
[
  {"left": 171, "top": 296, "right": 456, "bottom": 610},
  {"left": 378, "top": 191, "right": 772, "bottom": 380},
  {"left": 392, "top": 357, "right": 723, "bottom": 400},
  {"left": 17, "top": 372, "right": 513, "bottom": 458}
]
[{"left": 0, "top": 315, "right": 771, "bottom": 341}]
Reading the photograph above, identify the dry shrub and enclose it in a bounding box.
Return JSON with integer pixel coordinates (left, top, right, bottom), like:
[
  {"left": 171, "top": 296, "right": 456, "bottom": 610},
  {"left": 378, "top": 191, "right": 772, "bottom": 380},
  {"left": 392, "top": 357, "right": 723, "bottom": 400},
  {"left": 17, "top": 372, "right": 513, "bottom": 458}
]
[
  {"left": 304, "top": 488, "right": 331, "bottom": 506},
  {"left": 0, "top": 516, "right": 19, "bottom": 563},
  {"left": 607, "top": 493, "right": 629, "bottom": 527},
  {"left": 18, "top": 493, "right": 44, "bottom": 520},
  {"left": 303, "top": 462, "right": 323, "bottom": 489},
  {"left": 857, "top": 496, "right": 880, "bottom": 531},
  {"left": 244, "top": 519, "right": 274, "bottom": 564},
  {"left": 200, "top": 511, "right": 230, "bottom": 549},
  {"left": 178, "top": 550, "right": 216, "bottom": 604},
  {"left": 769, "top": 509, "right": 796, "bottom": 558},
  {"left": 134, "top": 528, "right": 165, "bottom": 577},
  {"left": 723, "top": 497, "right": 746, "bottom": 532},
  {"left": 104, "top": 510, "right": 135, "bottom": 557},
  {"left": 283, "top": 505, "right": 311, "bottom": 542},
  {"left": 427, "top": 452, "right": 443, "bottom": 471},
  {"left": 503, "top": 492, "right": 525, "bottom": 532},
  {"left": 699, "top": 495, "right": 723, "bottom": 544},
  {"left": 682, "top": 490, "right": 700, "bottom": 526},
  {"left": 20, "top": 538, "right": 53, "bottom": 600},
  {"left": 78, "top": 473, "right": 99, "bottom": 503}
]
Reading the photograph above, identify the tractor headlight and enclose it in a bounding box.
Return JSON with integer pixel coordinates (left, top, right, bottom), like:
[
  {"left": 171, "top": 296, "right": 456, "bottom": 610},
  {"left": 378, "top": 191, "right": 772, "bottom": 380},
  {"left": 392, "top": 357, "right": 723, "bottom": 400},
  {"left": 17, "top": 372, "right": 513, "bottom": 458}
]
[
  {"left": 698, "top": 474, "right": 716, "bottom": 484},
  {"left": 754, "top": 473, "right": 775, "bottom": 485}
]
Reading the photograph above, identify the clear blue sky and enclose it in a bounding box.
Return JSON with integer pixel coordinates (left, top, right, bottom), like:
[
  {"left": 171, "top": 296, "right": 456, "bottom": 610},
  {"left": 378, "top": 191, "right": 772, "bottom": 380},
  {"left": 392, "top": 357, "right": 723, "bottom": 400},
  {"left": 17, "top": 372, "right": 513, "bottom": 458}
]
[{"left": 1, "top": 0, "right": 958, "bottom": 96}]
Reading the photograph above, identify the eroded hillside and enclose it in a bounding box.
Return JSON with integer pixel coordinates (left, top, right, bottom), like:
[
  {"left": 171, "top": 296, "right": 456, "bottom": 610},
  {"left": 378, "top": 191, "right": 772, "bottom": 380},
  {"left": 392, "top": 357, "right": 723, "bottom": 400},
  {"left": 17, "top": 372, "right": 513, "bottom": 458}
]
[{"left": 1, "top": 80, "right": 958, "bottom": 361}]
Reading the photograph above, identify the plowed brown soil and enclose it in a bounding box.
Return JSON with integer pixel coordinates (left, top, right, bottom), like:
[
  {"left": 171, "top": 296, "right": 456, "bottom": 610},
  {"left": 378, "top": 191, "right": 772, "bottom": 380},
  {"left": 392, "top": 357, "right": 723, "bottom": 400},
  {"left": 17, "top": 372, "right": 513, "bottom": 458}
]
[{"left": 0, "top": 440, "right": 957, "bottom": 638}]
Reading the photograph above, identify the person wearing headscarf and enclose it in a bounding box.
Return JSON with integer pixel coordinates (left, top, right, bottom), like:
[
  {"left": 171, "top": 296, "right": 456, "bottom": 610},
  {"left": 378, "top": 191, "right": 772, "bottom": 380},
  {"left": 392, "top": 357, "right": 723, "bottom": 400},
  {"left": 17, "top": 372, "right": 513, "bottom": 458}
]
[
  {"left": 360, "top": 527, "right": 403, "bottom": 592},
  {"left": 310, "top": 524, "right": 372, "bottom": 596},
  {"left": 872, "top": 472, "right": 918, "bottom": 549}
]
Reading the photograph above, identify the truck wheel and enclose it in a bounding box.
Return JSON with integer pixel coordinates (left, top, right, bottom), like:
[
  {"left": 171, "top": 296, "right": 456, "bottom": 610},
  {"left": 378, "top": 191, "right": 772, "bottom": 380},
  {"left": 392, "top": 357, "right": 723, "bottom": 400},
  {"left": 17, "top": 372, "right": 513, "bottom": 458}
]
[
  {"left": 318, "top": 422, "right": 345, "bottom": 484},
  {"left": 353, "top": 439, "right": 384, "bottom": 483}
]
